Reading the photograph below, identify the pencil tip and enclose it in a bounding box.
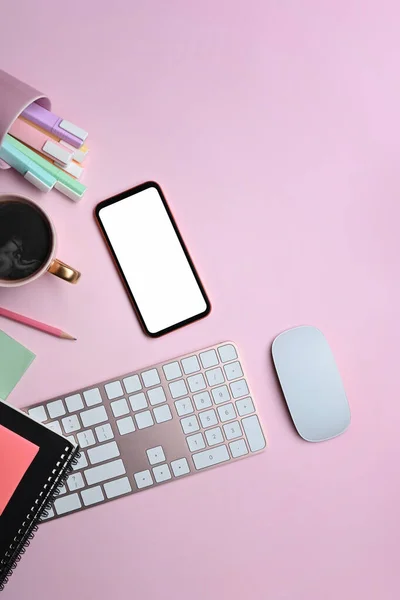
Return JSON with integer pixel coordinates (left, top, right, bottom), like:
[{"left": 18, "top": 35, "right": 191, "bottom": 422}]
[{"left": 62, "top": 332, "right": 77, "bottom": 340}]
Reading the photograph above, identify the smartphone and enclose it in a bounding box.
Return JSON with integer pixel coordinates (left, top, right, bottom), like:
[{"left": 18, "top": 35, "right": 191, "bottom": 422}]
[{"left": 95, "top": 182, "right": 211, "bottom": 337}]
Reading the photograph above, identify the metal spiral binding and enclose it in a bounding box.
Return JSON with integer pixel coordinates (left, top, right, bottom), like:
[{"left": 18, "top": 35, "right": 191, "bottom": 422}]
[
  {"left": 40, "top": 449, "right": 81, "bottom": 520},
  {"left": 0, "top": 445, "right": 81, "bottom": 591}
]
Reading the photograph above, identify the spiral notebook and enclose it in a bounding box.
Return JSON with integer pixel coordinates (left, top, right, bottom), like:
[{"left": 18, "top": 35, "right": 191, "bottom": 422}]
[{"left": 0, "top": 401, "right": 80, "bottom": 591}]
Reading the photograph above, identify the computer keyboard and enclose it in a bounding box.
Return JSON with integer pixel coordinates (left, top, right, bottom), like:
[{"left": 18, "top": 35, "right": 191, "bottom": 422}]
[{"left": 24, "top": 342, "right": 267, "bottom": 521}]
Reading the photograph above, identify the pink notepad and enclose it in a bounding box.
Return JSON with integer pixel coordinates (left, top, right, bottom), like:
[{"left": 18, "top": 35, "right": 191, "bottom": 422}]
[{"left": 0, "top": 424, "right": 39, "bottom": 515}]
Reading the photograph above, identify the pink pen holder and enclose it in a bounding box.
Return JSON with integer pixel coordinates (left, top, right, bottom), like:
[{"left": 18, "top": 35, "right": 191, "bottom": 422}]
[{"left": 0, "top": 69, "right": 51, "bottom": 169}]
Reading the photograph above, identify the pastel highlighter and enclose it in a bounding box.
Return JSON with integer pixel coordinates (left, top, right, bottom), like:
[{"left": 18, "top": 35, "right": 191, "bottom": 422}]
[{"left": 0, "top": 424, "right": 39, "bottom": 515}]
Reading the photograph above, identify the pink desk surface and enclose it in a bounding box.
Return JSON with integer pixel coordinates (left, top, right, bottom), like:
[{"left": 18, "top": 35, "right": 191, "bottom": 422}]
[{"left": 1, "top": 1, "right": 399, "bottom": 599}]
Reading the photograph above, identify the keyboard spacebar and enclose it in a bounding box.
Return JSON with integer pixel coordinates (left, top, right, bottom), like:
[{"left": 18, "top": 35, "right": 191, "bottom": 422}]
[
  {"left": 84, "top": 459, "right": 126, "bottom": 485},
  {"left": 192, "top": 445, "right": 230, "bottom": 470}
]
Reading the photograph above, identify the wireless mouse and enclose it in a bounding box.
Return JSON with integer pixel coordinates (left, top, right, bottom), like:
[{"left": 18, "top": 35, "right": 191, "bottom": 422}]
[{"left": 271, "top": 326, "right": 351, "bottom": 442}]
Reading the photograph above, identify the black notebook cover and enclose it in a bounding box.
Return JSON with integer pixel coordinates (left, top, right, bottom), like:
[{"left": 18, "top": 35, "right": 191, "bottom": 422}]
[{"left": 0, "top": 401, "right": 80, "bottom": 591}]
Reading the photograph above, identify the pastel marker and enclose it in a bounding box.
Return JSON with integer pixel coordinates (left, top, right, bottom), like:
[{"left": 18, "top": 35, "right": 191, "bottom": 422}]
[
  {"left": 20, "top": 118, "right": 89, "bottom": 163},
  {"left": 0, "top": 137, "right": 56, "bottom": 192},
  {"left": 57, "top": 159, "right": 84, "bottom": 180},
  {"left": 60, "top": 140, "right": 89, "bottom": 164},
  {"left": 22, "top": 102, "right": 88, "bottom": 148},
  {"left": 7, "top": 135, "right": 86, "bottom": 202},
  {"left": 41, "top": 152, "right": 84, "bottom": 180},
  {"left": 9, "top": 118, "right": 74, "bottom": 166}
]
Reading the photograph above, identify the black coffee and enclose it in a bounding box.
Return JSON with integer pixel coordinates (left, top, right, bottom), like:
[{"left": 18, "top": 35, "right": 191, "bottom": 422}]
[{"left": 0, "top": 201, "right": 52, "bottom": 281}]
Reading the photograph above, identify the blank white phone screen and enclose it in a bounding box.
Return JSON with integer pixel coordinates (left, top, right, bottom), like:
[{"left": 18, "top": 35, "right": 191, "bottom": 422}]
[{"left": 98, "top": 186, "right": 208, "bottom": 334}]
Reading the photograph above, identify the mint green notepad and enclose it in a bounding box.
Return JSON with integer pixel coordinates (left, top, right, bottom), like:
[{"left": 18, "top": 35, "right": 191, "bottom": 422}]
[{"left": 0, "top": 331, "right": 35, "bottom": 400}]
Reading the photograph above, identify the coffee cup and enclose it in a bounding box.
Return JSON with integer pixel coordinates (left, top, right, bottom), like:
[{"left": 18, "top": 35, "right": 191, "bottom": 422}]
[{"left": 0, "top": 194, "right": 80, "bottom": 287}]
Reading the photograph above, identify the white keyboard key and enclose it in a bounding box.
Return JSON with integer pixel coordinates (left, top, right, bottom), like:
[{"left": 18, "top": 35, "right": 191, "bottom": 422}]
[
  {"left": 105, "top": 380, "right": 123, "bottom": 400},
  {"left": 217, "top": 403, "right": 236, "bottom": 423},
  {"left": 135, "top": 410, "right": 154, "bottom": 429},
  {"left": 153, "top": 464, "right": 172, "bottom": 483},
  {"left": 81, "top": 486, "right": 104, "bottom": 506},
  {"left": 163, "top": 361, "right": 182, "bottom": 380},
  {"left": 47, "top": 400, "right": 65, "bottom": 419},
  {"left": 223, "top": 420, "right": 242, "bottom": 440},
  {"left": 28, "top": 406, "right": 47, "bottom": 423},
  {"left": 85, "top": 458, "right": 126, "bottom": 485},
  {"left": 181, "top": 414, "right": 200, "bottom": 434},
  {"left": 218, "top": 344, "right": 237, "bottom": 362},
  {"left": 54, "top": 493, "right": 81, "bottom": 515},
  {"left": 186, "top": 432, "right": 205, "bottom": 452},
  {"left": 142, "top": 368, "right": 160, "bottom": 387},
  {"left": 169, "top": 379, "right": 188, "bottom": 399},
  {"left": 211, "top": 385, "right": 230, "bottom": 405},
  {"left": 77, "top": 429, "right": 96, "bottom": 448},
  {"left": 193, "top": 444, "right": 230, "bottom": 470},
  {"left": 154, "top": 404, "right": 172, "bottom": 423},
  {"left": 200, "top": 349, "right": 219, "bottom": 368},
  {"left": 205, "top": 426, "right": 224, "bottom": 446},
  {"left": 104, "top": 476, "right": 132, "bottom": 499},
  {"left": 81, "top": 405, "right": 108, "bottom": 428},
  {"left": 134, "top": 469, "right": 153, "bottom": 489},
  {"left": 111, "top": 398, "right": 129, "bottom": 417},
  {"left": 236, "top": 397, "right": 255, "bottom": 416},
  {"left": 73, "top": 452, "right": 88, "bottom": 471},
  {"left": 199, "top": 409, "right": 218, "bottom": 428},
  {"left": 224, "top": 361, "right": 243, "bottom": 381},
  {"left": 129, "top": 392, "right": 148, "bottom": 411},
  {"left": 148, "top": 386, "right": 167, "bottom": 406},
  {"left": 83, "top": 388, "right": 103, "bottom": 406},
  {"left": 171, "top": 458, "right": 190, "bottom": 477},
  {"left": 181, "top": 355, "right": 200, "bottom": 374},
  {"left": 123, "top": 374, "right": 142, "bottom": 394},
  {"left": 88, "top": 441, "right": 120, "bottom": 465},
  {"left": 242, "top": 415, "right": 266, "bottom": 451},
  {"left": 187, "top": 373, "right": 206, "bottom": 393},
  {"left": 193, "top": 391, "right": 212, "bottom": 410},
  {"left": 146, "top": 445, "right": 166, "bottom": 465},
  {"left": 67, "top": 472, "right": 85, "bottom": 491},
  {"left": 58, "top": 484, "right": 67, "bottom": 495},
  {"left": 46, "top": 420, "right": 62, "bottom": 435},
  {"left": 230, "top": 379, "right": 249, "bottom": 399},
  {"left": 117, "top": 416, "right": 135, "bottom": 435},
  {"left": 206, "top": 367, "right": 225, "bottom": 386},
  {"left": 174, "top": 397, "right": 194, "bottom": 416},
  {"left": 229, "top": 439, "right": 248, "bottom": 458},
  {"left": 62, "top": 414, "right": 80, "bottom": 433},
  {"left": 66, "top": 435, "right": 76, "bottom": 444},
  {"left": 65, "top": 393, "right": 84, "bottom": 412},
  {"left": 95, "top": 423, "right": 114, "bottom": 442}
]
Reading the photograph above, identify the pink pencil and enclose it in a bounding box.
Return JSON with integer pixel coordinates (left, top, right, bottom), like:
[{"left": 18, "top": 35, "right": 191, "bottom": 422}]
[{"left": 0, "top": 307, "right": 76, "bottom": 340}]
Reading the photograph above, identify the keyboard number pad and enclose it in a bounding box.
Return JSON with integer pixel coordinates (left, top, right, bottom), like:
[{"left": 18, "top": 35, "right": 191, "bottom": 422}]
[{"left": 181, "top": 371, "right": 263, "bottom": 462}]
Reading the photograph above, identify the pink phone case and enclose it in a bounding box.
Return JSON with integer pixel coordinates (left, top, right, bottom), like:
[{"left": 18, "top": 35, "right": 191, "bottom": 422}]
[{"left": 0, "top": 69, "right": 51, "bottom": 169}]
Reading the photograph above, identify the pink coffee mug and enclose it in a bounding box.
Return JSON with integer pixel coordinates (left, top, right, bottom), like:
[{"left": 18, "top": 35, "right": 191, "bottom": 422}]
[{"left": 0, "top": 194, "right": 80, "bottom": 287}]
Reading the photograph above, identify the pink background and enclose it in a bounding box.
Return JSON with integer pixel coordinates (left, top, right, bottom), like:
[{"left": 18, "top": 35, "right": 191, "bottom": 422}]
[{"left": 1, "top": 1, "right": 399, "bottom": 598}]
